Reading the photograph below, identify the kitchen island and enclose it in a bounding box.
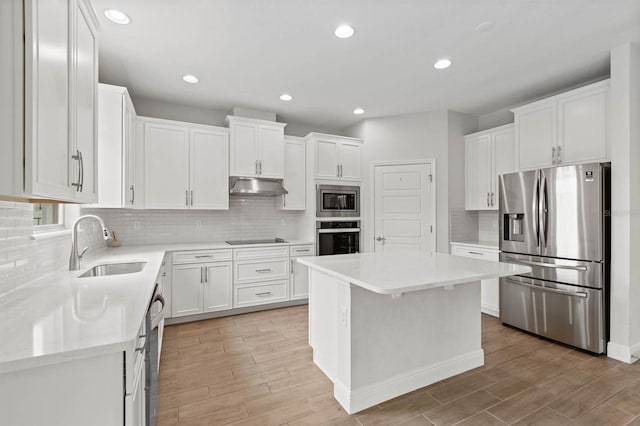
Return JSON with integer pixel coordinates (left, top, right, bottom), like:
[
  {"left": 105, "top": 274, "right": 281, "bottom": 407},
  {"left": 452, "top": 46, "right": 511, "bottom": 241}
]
[{"left": 297, "top": 251, "right": 530, "bottom": 414}]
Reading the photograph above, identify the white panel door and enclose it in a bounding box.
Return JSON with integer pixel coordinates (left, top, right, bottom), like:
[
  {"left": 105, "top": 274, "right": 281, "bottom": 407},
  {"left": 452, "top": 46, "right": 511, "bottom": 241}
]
[
  {"left": 373, "top": 163, "right": 433, "bottom": 252},
  {"left": 517, "top": 103, "right": 557, "bottom": 170},
  {"left": 339, "top": 142, "right": 361, "bottom": 181},
  {"left": 124, "top": 97, "right": 137, "bottom": 207},
  {"left": 491, "top": 127, "right": 515, "bottom": 205},
  {"left": 190, "top": 128, "right": 229, "bottom": 209},
  {"left": 258, "top": 124, "right": 284, "bottom": 178},
  {"left": 465, "top": 134, "right": 492, "bottom": 210},
  {"left": 25, "top": 0, "right": 73, "bottom": 200},
  {"left": 203, "top": 262, "right": 232, "bottom": 312},
  {"left": 144, "top": 122, "right": 189, "bottom": 208},
  {"left": 558, "top": 87, "right": 608, "bottom": 164},
  {"left": 172, "top": 264, "right": 204, "bottom": 317},
  {"left": 72, "top": 0, "right": 98, "bottom": 203},
  {"left": 230, "top": 122, "right": 258, "bottom": 176},
  {"left": 315, "top": 140, "right": 340, "bottom": 179},
  {"left": 280, "top": 137, "right": 306, "bottom": 210}
]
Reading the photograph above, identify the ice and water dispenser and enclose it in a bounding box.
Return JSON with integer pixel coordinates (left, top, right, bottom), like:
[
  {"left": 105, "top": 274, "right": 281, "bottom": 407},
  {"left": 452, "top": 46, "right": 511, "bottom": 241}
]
[{"left": 503, "top": 213, "right": 525, "bottom": 242}]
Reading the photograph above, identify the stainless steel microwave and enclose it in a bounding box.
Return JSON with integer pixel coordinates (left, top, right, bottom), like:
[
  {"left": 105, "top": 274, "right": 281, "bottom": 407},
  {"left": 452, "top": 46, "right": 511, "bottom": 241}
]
[{"left": 316, "top": 184, "right": 360, "bottom": 217}]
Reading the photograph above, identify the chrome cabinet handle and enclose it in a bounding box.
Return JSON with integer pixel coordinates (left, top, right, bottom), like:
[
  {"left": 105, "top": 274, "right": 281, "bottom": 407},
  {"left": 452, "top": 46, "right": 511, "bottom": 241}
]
[
  {"left": 72, "top": 150, "right": 82, "bottom": 190},
  {"left": 78, "top": 150, "right": 84, "bottom": 191},
  {"left": 259, "top": 160, "right": 262, "bottom": 175},
  {"left": 283, "top": 194, "right": 286, "bottom": 208},
  {"left": 336, "top": 164, "right": 340, "bottom": 177},
  {"left": 186, "top": 190, "right": 189, "bottom": 206},
  {"left": 468, "top": 251, "right": 484, "bottom": 256},
  {"left": 557, "top": 146, "right": 562, "bottom": 164},
  {"left": 504, "top": 256, "right": 588, "bottom": 271},
  {"left": 552, "top": 146, "right": 556, "bottom": 164},
  {"left": 487, "top": 192, "right": 490, "bottom": 207},
  {"left": 256, "top": 292, "right": 272, "bottom": 297},
  {"left": 195, "top": 255, "right": 213, "bottom": 258},
  {"left": 191, "top": 190, "right": 194, "bottom": 206},
  {"left": 504, "top": 277, "right": 587, "bottom": 298},
  {"left": 130, "top": 185, "right": 135, "bottom": 205},
  {"left": 296, "top": 249, "right": 310, "bottom": 253},
  {"left": 255, "top": 268, "right": 272, "bottom": 273},
  {"left": 205, "top": 267, "right": 208, "bottom": 283},
  {"left": 200, "top": 266, "right": 204, "bottom": 284},
  {"left": 490, "top": 192, "right": 494, "bottom": 207},
  {"left": 340, "top": 164, "right": 343, "bottom": 177}
]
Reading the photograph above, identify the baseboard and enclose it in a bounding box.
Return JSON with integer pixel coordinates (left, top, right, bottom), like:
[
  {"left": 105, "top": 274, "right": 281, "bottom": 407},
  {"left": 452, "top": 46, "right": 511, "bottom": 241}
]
[
  {"left": 165, "top": 299, "right": 308, "bottom": 325},
  {"left": 481, "top": 305, "right": 499, "bottom": 318},
  {"left": 607, "top": 341, "right": 640, "bottom": 364},
  {"left": 334, "top": 349, "right": 484, "bottom": 414}
]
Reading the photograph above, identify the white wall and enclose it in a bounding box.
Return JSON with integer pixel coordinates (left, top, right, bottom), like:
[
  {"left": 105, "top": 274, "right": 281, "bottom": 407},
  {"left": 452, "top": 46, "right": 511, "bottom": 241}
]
[
  {"left": 477, "top": 108, "right": 514, "bottom": 132},
  {"left": 131, "top": 96, "right": 342, "bottom": 137},
  {"left": 608, "top": 42, "right": 640, "bottom": 363},
  {"left": 344, "top": 110, "right": 476, "bottom": 253}
]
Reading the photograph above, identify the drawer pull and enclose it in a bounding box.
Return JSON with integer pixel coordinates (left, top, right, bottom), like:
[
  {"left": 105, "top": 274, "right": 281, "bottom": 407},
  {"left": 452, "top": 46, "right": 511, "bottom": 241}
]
[
  {"left": 468, "top": 251, "right": 484, "bottom": 256},
  {"left": 256, "top": 291, "right": 273, "bottom": 297},
  {"left": 255, "top": 268, "right": 273, "bottom": 273},
  {"left": 195, "top": 255, "right": 213, "bottom": 258},
  {"left": 135, "top": 346, "right": 145, "bottom": 352},
  {"left": 296, "top": 249, "right": 310, "bottom": 252}
]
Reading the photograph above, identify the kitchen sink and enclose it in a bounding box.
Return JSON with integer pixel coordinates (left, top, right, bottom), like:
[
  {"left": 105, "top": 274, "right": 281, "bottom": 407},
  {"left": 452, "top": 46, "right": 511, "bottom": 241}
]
[{"left": 79, "top": 262, "right": 147, "bottom": 278}]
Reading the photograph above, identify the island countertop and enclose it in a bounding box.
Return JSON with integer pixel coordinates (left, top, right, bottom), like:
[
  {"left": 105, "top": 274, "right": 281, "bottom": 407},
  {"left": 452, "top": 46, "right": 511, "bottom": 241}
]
[{"left": 297, "top": 251, "right": 531, "bottom": 295}]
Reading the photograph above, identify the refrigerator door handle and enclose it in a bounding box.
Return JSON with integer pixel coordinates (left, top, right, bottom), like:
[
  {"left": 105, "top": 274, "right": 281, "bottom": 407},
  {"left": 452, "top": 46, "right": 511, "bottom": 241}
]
[
  {"left": 540, "top": 172, "right": 548, "bottom": 248},
  {"left": 503, "top": 256, "right": 589, "bottom": 272},
  {"left": 504, "top": 277, "right": 588, "bottom": 298},
  {"left": 533, "top": 170, "right": 540, "bottom": 247}
]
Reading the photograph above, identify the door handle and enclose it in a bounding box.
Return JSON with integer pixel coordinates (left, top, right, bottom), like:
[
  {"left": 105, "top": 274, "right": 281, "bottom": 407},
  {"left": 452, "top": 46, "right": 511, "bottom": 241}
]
[
  {"left": 533, "top": 170, "right": 540, "bottom": 247},
  {"left": 205, "top": 266, "right": 208, "bottom": 283},
  {"left": 78, "top": 150, "right": 84, "bottom": 192},
  {"left": 503, "top": 257, "right": 588, "bottom": 271},
  {"left": 376, "top": 236, "right": 385, "bottom": 245},
  {"left": 195, "top": 255, "right": 213, "bottom": 258},
  {"left": 72, "top": 150, "right": 82, "bottom": 190},
  {"left": 490, "top": 192, "right": 494, "bottom": 207},
  {"left": 540, "top": 172, "right": 548, "bottom": 249},
  {"left": 504, "top": 277, "right": 588, "bottom": 298},
  {"left": 552, "top": 146, "right": 556, "bottom": 164},
  {"left": 186, "top": 190, "right": 189, "bottom": 207},
  {"left": 256, "top": 292, "right": 272, "bottom": 297},
  {"left": 200, "top": 266, "right": 204, "bottom": 284},
  {"left": 255, "top": 268, "right": 272, "bottom": 273},
  {"left": 487, "top": 192, "right": 490, "bottom": 207},
  {"left": 336, "top": 164, "right": 340, "bottom": 177},
  {"left": 130, "top": 185, "right": 135, "bottom": 205},
  {"left": 468, "top": 251, "right": 484, "bottom": 256},
  {"left": 557, "top": 146, "right": 562, "bottom": 164}
]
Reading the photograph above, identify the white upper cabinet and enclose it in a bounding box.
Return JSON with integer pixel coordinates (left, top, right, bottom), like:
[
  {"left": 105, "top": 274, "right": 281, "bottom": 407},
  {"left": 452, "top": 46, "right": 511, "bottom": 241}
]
[
  {"left": 227, "top": 116, "right": 286, "bottom": 179},
  {"left": 278, "top": 136, "right": 306, "bottom": 210},
  {"left": 465, "top": 124, "right": 515, "bottom": 210},
  {"left": 95, "top": 84, "right": 139, "bottom": 208},
  {"left": 143, "top": 117, "right": 229, "bottom": 210},
  {"left": 9, "top": 0, "right": 99, "bottom": 202},
  {"left": 307, "top": 133, "right": 363, "bottom": 181},
  {"left": 513, "top": 79, "right": 609, "bottom": 170}
]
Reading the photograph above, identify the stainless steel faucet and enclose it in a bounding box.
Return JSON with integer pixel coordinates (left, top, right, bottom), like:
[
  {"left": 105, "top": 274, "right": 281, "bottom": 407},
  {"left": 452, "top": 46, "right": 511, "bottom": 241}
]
[{"left": 69, "top": 215, "right": 110, "bottom": 271}]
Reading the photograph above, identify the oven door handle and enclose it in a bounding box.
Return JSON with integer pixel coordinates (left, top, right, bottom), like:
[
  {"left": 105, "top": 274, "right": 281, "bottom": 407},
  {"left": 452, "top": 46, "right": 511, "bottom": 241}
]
[{"left": 317, "top": 228, "right": 361, "bottom": 233}]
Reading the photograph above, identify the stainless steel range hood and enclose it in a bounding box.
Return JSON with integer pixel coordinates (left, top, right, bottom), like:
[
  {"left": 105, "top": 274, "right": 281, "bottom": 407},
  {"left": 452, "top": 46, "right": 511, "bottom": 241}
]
[{"left": 229, "top": 177, "right": 288, "bottom": 196}]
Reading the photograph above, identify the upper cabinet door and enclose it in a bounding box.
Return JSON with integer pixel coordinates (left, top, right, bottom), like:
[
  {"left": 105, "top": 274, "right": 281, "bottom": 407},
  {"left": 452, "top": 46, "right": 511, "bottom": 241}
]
[
  {"left": 280, "top": 137, "right": 306, "bottom": 210},
  {"left": 258, "top": 124, "right": 284, "bottom": 178},
  {"left": 339, "top": 142, "right": 361, "bottom": 181},
  {"left": 516, "top": 102, "right": 557, "bottom": 171},
  {"left": 24, "top": 0, "right": 73, "bottom": 200},
  {"left": 190, "top": 128, "right": 229, "bottom": 209},
  {"left": 229, "top": 121, "right": 259, "bottom": 176},
  {"left": 558, "top": 86, "right": 608, "bottom": 165},
  {"left": 144, "top": 122, "right": 190, "bottom": 209},
  {"left": 492, "top": 126, "right": 515, "bottom": 198},
  {"left": 465, "top": 134, "right": 492, "bottom": 210},
  {"left": 124, "top": 96, "right": 138, "bottom": 208},
  {"left": 71, "top": 0, "right": 98, "bottom": 203},
  {"left": 315, "top": 140, "right": 340, "bottom": 179}
]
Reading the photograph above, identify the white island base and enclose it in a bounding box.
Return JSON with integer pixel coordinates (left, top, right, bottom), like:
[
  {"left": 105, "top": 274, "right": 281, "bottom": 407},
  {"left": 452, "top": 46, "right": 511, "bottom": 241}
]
[{"left": 299, "top": 252, "right": 530, "bottom": 414}]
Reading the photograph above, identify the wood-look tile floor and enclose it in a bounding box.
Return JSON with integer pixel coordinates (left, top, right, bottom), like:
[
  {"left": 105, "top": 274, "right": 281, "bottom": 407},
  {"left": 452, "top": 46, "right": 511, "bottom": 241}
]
[{"left": 158, "top": 305, "right": 640, "bottom": 425}]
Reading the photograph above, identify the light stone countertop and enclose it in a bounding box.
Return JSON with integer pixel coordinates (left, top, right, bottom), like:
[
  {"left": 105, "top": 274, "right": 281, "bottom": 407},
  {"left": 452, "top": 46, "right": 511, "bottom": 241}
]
[
  {"left": 0, "top": 240, "right": 313, "bottom": 374},
  {"left": 297, "top": 251, "right": 530, "bottom": 295}
]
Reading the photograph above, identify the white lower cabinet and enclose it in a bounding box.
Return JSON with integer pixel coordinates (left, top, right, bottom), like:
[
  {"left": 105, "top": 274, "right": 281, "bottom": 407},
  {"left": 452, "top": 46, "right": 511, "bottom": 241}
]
[
  {"left": 451, "top": 243, "right": 500, "bottom": 317},
  {"left": 232, "top": 246, "right": 290, "bottom": 308},
  {"left": 171, "top": 249, "right": 233, "bottom": 317},
  {"left": 290, "top": 244, "right": 314, "bottom": 300}
]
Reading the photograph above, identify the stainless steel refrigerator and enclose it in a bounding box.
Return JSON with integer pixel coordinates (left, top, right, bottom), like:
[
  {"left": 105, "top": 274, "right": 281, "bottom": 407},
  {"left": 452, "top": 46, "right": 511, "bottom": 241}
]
[{"left": 498, "top": 162, "right": 610, "bottom": 353}]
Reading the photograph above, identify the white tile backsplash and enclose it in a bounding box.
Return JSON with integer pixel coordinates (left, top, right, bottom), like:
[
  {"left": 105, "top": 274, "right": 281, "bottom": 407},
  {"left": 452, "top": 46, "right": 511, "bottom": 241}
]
[
  {"left": 478, "top": 211, "right": 499, "bottom": 243},
  {"left": 449, "top": 208, "right": 479, "bottom": 243},
  {"left": 83, "top": 196, "right": 302, "bottom": 246}
]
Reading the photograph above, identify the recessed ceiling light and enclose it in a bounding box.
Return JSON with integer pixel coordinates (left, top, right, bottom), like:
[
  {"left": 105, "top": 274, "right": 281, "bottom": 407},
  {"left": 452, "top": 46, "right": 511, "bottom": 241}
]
[
  {"left": 104, "top": 9, "right": 130, "bottom": 25},
  {"left": 433, "top": 59, "right": 452, "bottom": 70},
  {"left": 475, "top": 20, "right": 495, "bottom": 32},
  {"left": 280, "top": 93, "right": 293, "bottom": 101},
  {"left": 182, "top": 74, "right": 199, "bottom": 84},
  {"left": 353, "top": 108, "right": 365, "bottom": 115},
  {"left": 335, "top": 24, "right": 355, "bottom": 39}
]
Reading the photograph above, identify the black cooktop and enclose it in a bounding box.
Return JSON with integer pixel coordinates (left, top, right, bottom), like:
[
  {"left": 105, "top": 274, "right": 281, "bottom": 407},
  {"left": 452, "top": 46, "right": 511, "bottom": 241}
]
[{"left": 225, "top": 238, "right": 288, "bottom": 245}]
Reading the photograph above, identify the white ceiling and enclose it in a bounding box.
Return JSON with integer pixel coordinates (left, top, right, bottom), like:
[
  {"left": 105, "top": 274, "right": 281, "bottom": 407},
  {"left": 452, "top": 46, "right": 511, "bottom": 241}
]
[{"left": 94, "top": 0, "right": 640, "bottom": 130}]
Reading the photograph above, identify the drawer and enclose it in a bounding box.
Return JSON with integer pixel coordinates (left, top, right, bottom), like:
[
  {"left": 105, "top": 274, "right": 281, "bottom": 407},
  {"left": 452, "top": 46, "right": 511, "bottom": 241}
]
[
  {"left": 234, "top": 280, "right": 289, "bottom": 308},
  {"left": 233, "top": 246, "right": 290, "bottom": 260},
  {"left": 290, "top": 244, "right": 314, "bottom": 256},
  {"left": 451, "top": 245, "right": 499, "bottom": 261},
  {"left": 173, "top": 249, "right": 232, "bottom": 264},
  {"left": 234, "top": 257, "right": 289, "bottom": 284}
]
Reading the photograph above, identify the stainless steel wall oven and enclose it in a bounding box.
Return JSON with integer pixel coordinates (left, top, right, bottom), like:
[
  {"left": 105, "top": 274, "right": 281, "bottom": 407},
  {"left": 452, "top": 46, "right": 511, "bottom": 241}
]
[{"left": 316, "top": 221, "right": 360, "bottom": 255}]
